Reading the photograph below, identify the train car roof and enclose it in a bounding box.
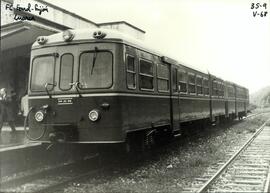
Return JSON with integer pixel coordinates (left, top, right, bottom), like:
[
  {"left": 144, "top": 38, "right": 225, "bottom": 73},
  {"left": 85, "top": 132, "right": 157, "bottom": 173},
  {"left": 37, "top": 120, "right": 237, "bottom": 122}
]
[
  {"left": 32, "top": 28, "right": 160, "bottom": 53},
  {"left": 32, "top": 28, "right": 210, "bottom": 73},
  {"left": 32, "top": 28, "right": 248, "bottom": 89}
]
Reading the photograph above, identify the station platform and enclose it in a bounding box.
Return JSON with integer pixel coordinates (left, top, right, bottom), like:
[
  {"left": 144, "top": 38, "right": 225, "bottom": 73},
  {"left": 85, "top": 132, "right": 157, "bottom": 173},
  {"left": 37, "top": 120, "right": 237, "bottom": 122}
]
[{"left": 0, "top": 125, "right": 41, "bottom": 152}]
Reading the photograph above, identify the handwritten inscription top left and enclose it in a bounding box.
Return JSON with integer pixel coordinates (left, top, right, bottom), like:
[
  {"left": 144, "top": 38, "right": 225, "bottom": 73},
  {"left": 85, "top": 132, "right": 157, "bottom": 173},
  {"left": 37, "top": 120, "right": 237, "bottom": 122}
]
[{"left": 5, "top": 3, "right": 49, "bottom": 16}]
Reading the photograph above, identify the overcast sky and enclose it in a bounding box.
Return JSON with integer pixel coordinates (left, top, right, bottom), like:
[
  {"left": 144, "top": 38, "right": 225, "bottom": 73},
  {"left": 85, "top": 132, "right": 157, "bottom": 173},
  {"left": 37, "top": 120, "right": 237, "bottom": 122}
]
[{"left": 46, "top": 0, "right": 270, "bottom": 93}]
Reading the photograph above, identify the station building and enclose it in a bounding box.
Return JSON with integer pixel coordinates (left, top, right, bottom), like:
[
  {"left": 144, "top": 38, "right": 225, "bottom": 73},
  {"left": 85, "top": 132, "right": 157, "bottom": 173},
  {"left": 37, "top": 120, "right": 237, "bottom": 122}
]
[{"left": 1, "top": 0, "right": 145, "bottom": 115}]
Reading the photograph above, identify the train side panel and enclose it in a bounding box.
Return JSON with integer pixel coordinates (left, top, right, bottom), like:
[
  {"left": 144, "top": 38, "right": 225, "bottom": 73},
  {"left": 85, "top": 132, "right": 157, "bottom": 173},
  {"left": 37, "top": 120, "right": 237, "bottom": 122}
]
[
  {"left": 121, "top": 45, "right": 171, "bottom": 133},
  {"left": 179, "top": 97, "right": 210, "bottom": 122}
]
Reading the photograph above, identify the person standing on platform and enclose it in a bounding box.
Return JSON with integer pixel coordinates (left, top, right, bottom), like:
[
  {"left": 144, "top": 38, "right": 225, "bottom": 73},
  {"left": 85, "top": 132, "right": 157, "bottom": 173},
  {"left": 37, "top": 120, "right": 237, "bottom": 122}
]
[
  {"left": 20, "top": 93, "right": 29, "bottom": 120},
  {"left": 0, "top": 88, "right": 16, "bottom": 133}
]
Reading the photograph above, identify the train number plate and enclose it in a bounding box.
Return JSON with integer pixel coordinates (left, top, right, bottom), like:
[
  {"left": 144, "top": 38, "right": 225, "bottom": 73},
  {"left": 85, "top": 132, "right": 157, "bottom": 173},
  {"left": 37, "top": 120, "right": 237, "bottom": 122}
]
[{"left": 57, "top": 98, "right": 73, "bottom": 105}]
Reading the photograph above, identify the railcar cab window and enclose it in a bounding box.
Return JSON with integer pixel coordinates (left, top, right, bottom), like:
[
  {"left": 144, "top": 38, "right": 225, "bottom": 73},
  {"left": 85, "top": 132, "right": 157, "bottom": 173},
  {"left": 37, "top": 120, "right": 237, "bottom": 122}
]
[
  {"left": 196, "top": 76, "right": 203, "bottom": 95},
  {"left": 126, "top": 55, "right": 136, "bottom": 89},
  {"left": 31, "top": 55, "right": 55, "bottom": 91},
  {"left": 79, "top": 51, "right": 113, "bottom": 89},
  {"left": 178, "top": 70, "right": 187, "bottom": 93},
  {"left": 139, "top": 59, "right": 154, "bottom": 90},
  {"left": 188, "top": 73, "right": 196, "bottom": 94},
  {"left": 60, "top": 54, "right": 73, "bottom": 90},
  {"left": 203, "top": 78, "right": 209, "bottom": 95},
  {"left": 157, "top": 63, "right": 169, "bottom": 92}
]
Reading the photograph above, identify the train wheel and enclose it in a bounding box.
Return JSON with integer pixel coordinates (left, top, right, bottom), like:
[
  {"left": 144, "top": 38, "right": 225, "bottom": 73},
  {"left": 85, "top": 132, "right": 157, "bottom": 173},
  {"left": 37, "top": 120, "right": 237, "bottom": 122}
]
[
  {"left": 214, "top": 116, "right": 220, "bottom": 125},
  {"left": 125, "top": 132, "right": 146, "bottom": 154},
  {"left": 154, "top": 129, "right": 173, "bottom": 146},
  {"left": 125, "top": 130, "right": 156, "bottom": 154}
]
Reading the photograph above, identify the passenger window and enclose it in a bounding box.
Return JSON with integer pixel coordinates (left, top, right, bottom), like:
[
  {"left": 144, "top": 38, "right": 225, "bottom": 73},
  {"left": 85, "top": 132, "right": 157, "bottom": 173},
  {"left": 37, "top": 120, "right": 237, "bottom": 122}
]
[
  {"left": 139, "top": 59, "right": 154, "bottom": 90},
  {"left": 188, "top": 73, "right": 196, "bottom": 94},
  {"left": 238, "top": 88, "right": 244, "bottom": 99},
  {"left": 172, "top": 68, "right": 177, "bottom": 92},
  {"left": 237, "top": 88, "right": 241, "bottom": 98},
  {"left": 220, "top": 83, "right": 224, "bottom": 97},
  {"left": 217, "top": 83, "right": 221, "bottom": 97},
  {"left": 126, "top": 55, "right": 136, "bottom": 89},
  {"left": 157, "top": 64, "right": 169, "bottom": 92},
  {"left": 178, "top": 70, "right": 187, "bottom": 93},
  {"left": 229, "top": 86, "right": 234, "bottom": 97},
  {"left": 213, "top": 81, "right": 218, "bottom": 96},
  {"left": 60, "top": 54, "right": 73, "bottom": 90},
  {"left": 196, "top": 76, "right": 203, "bottom": 95},
  {"left": 203, "top": 78, "right": 209, "bottom": 95}
]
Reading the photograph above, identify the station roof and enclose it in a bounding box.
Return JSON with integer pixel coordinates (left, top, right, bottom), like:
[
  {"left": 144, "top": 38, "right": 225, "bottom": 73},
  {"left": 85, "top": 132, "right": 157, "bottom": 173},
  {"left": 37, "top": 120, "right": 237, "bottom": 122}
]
[
  {"left": 99, "top": 21, "right": 145, "bottom": 34},
  {"left": 1, "top": 21, "right": 60, "bottom": 51}
]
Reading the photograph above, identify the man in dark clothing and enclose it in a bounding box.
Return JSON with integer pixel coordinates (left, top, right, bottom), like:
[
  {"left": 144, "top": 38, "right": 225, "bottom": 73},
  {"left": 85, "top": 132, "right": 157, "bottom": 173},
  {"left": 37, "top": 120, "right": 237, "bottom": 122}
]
[{"left": 0, "top": 88, "right": 16, "bottom": 133}]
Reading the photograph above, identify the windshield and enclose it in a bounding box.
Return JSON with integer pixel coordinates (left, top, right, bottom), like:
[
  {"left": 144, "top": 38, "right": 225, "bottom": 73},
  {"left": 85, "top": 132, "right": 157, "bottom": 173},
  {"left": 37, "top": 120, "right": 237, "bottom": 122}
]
[
  {"left": 79, "top": 51, "right": 113, "bottom": 89},
  {"left": 31, "top": 56, "right": 55, "bottom": 91}
]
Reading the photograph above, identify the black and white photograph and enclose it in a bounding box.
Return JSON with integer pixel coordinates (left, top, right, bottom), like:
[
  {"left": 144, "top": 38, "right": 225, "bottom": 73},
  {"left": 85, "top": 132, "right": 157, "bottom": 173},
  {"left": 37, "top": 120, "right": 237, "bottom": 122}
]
[{"left": 0, "top": 0, "right": 270, "bottom": 192}]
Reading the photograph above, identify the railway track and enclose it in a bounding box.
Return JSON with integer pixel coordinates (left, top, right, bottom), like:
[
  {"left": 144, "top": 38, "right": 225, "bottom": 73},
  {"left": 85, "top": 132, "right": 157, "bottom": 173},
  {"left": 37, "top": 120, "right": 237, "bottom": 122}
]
[
  {"left": 184, "top": 118, "right": 270, "bottom": 193},
  {"left": 0, "top": 113, "right": 267, "bottom": 193},
  {"left": 246, "top": 112, "right": 264, "bottom": 119},
  {"left": 0, "top": 154, "right": 100, "bottom": 193}
]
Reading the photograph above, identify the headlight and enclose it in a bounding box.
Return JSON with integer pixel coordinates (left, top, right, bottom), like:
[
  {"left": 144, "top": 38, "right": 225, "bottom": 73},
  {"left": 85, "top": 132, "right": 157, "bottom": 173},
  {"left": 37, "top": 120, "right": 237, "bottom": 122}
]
[
  {"left": 36, "top": 36, "right": 48, "bottom": 45},
  {"left": 63, "top": 30, "right": 75, "bottom": 42},
  {"left": 35, "top": 111, "right": 45, "bottom": 122},
  {"left": 88, "top": 109, "right": 100, "bottom": 122}
]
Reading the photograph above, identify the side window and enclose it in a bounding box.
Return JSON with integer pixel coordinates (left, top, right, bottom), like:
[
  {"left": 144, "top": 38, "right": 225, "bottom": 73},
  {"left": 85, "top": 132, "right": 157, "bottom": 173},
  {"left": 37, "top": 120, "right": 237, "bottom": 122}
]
[
  {"left": 139, "top": 59, "right": 154, "bottom": 90},
  {"left": 157, "top": 64, "right": 169, "bottom": 92},
  {"left": 228, "top": 86, "right": 232, "bottom": 97},
  {"left": 203, "top": 78, "right": 209, "bottom": 95},
  {"left": 244, "top": 89, "right": 248, "bottom": 99},
  {"left": 220, "top": 83, "right": 224, "bottom": 97},
  {"left": 178, "top": 70, "right": 187, "bottom": 93},
  {"left": 239, "top": 88, "right": 244, "bottom": 99},
  {"left": 172, "top": 68, "right": 177, "bottom": 93},
  {"left": 60, "top": 54, "right": 73, "bottom": 90},
  {"left": 213, "top": 81, "right": 218, "bottom": 96},
  {"left": 217, "top": 82, "right": 221, "bottom": 97},
  {"left": 196, "top": 76, "right": 203, "bottom": 95},
  {"left": 237, "top": 88, "right": 240, "bottom": 98},
  {"left": 126, "top": 55, "right": 136, "bottom": 89},
  {"left": 188, "top": 73, "right": 196, "bottom": 94},
  {"left": 229, "top": 86, "right": 235, "bottom": 97}
]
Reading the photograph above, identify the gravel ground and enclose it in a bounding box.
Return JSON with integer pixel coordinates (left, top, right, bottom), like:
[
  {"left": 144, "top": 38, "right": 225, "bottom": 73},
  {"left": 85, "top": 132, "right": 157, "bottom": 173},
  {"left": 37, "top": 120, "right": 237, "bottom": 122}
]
[{"left": 58, "top": 113, "right": 270, "bottom": 193}]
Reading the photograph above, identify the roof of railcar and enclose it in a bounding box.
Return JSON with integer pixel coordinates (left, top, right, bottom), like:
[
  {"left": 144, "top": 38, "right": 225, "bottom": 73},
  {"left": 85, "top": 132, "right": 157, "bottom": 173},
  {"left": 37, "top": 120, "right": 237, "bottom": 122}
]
[
  {"left": 32, "top": 28, "right": 211, "bottom": 76},
  {"left": 32, "top": 28, "right": 158, "bottom": 53}
]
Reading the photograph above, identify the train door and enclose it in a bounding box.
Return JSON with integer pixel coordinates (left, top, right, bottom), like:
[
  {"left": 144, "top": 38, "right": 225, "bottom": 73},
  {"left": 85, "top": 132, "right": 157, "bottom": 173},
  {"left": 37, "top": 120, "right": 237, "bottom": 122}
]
[
  {"left": 209, "top": 74, "right": 214, "bottom": 122},
  {"left": 161, "top": 57, "right": 180, "bottom": 135},
  {"left": 224, "top": 82, "right": 229, "bottom": 118},
  {"left": 170, "top": 66, "right": 180, "bottom": 134},
  {"left": 234, "top": 85, "right": 238, "bottom": 118}
]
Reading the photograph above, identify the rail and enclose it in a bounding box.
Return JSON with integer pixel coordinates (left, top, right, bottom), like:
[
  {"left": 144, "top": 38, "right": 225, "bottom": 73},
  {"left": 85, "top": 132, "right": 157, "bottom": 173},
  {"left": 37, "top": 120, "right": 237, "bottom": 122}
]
[{"left": 197, "top": 117, "right": 270, "bottom": 193}]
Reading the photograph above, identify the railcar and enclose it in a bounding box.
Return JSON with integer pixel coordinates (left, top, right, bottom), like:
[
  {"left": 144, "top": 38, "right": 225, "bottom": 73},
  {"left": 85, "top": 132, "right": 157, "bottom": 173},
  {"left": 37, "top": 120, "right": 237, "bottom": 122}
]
[
  {"left": 25, "top": 28, "right": 249, "bottom": 150},
  {"left": 225, "top": 81, "right": 237, "bottom": 119}
]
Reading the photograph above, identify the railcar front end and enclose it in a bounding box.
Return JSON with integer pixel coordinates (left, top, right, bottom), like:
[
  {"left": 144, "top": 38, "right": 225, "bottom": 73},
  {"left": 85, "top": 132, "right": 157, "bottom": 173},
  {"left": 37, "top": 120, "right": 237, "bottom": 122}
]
[{"left": 27, "top": 31, "right": 126, "bottom": 144}]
